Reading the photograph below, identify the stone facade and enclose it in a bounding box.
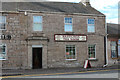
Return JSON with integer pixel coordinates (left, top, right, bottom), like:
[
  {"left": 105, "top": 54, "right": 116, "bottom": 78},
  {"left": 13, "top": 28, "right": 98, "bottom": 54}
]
[{"left": 0, "top": 11, "right": 106, "bottom": 69}]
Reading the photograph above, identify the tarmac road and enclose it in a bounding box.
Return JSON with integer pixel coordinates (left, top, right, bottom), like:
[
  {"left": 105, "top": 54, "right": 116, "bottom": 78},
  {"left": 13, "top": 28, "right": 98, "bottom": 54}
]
[{"left": 1, "top": 69, "right": 120, "bottom": 80}]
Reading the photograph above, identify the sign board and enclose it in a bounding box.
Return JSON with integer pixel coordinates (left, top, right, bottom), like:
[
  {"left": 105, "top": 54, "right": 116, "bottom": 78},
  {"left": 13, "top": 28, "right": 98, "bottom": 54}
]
[
  {"left": 54, "top": 34, "right": 87, "bottom": 42},
  {"left": 0, "top": 34, "right": 11, "bottom": 40},
  {"left": 84, "top": 60, "right": 91, "bottom": 68}
]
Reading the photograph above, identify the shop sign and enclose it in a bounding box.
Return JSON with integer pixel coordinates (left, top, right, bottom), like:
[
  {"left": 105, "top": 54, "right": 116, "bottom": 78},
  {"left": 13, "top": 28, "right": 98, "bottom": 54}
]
[
  {"left": 0, "top": 34, "right": 11, "bottom": 40},
  {"left": 54, "top": 34, "right": 87, "bottom": 42}
]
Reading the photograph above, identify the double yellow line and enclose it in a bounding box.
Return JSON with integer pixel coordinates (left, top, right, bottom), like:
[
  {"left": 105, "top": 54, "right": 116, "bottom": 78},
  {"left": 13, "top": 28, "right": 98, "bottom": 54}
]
[{"left": 1, "top": 69, "right": 120, "bottom": 78}]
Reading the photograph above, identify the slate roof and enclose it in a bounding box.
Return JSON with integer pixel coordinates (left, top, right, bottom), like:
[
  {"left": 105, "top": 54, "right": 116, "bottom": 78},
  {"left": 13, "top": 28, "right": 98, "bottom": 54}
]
[
  {"left": 1, "top": 2, "right": 104, "bottom": 15},
  {"left": 107, "top": 23, "right": 120, "bottom": 36}
]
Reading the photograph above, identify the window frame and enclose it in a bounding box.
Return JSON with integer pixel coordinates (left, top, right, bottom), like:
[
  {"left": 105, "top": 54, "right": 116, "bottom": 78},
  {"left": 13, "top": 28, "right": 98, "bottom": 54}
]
[
  {"left": 33, "top": 16, "right": 43, "bottom": 31},
  {"left": 64, "top": 17, "right": 73, "bottom": 32},
  {"left": 0, "top": 44, "right": 7, "bottom": 60},
  {"left": 88, "top": 44, "right": 96, "bottom": 60},
  {"left": 65, "top": 45, "right": 77, "bottom": 60},
  {"left": 87, "top": 19, "right": 95, "bottom": 33},
  {"left": 0, "top": 16, "right": 6, "bottom": 30}
]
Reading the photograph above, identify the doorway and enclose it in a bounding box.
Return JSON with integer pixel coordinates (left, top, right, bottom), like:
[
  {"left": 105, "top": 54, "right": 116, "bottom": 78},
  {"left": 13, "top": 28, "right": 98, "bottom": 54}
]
[{"left": 32, "top": 48, "right": 42, "bottom": 69}]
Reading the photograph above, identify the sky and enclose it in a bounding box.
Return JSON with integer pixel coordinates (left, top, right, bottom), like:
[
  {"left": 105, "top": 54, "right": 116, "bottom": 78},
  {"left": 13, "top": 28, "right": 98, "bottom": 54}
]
[{"left": 47, "top": 0, "right": 119, "bottom": 24}]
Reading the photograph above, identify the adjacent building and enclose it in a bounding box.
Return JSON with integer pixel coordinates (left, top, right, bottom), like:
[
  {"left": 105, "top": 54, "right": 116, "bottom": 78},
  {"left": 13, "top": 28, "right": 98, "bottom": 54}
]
[
  {"left": 0, "top": 1, "right": 106, "bottom": 69},
  {"left": 107, "top": 23, "right": 120, "bottom": 66}
]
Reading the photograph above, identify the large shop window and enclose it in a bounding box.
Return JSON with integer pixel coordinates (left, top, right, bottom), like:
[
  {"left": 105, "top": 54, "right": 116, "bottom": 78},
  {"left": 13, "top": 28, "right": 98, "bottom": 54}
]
[
  {"left": 66, "top": 45, "right": 76, "bottom": 60},
  {"left": 0, "top": 44, "right": 6, "bottom": 60},
  {"left": 111, "top": 41, "right": 117, "bottom": 58},
  {"left": 118, "top": 39, "right": 120, "bottom": 57},
  {"left": 88, "top": 45, "right": 96, "bottom": 59},
  {"left": 64, "top": 17, "right": 73, "bottom": 32},
  {"left": 87, "top": 19, "right": 95, "bottom": 32},
  {"left": 33, "top": 16, "right": 42, "bottom": 31},
  {"left": 0, "top": 16, "right": 6, "bottom": 30}
]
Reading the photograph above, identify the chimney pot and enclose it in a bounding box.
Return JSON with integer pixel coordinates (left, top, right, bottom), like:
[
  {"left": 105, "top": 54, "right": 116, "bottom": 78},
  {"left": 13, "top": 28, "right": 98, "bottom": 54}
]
[{"left": 81, "top": 0, "right": 90, "bottom": 6}]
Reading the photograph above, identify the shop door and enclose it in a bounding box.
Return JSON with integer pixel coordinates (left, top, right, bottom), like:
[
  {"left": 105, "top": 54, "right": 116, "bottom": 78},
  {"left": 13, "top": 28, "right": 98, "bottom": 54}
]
[{"left": 32, "top": 48, "right": 42, "bottom": 69}]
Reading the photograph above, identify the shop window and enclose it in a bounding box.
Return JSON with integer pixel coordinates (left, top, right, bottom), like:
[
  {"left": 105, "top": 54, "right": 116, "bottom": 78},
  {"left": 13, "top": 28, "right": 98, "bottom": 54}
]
[
  {"left": 64, "top": 17, "right": 73, "bottom": 32},
  {"left": 118, "top": 39, "right": 120, "bottom": 44},
  {"left": 0, "top": 16, "right": 6, "bottom": 30},
  {"left": 118, "top": 46, "right": 120, "bottom": 57},
  {"left": 87, "top": 19, "right": 95, "bottom": 32},
  {"left": 66, "top": 45, "right": 76, "bottom": 60},
  {"left": 111, "top": 41, "right": 117, "bottom": 58},
  {"left": 0, "top": 44, "right": 6, "bottom": 60},
  {"left": 88, "top": 45, "right": 96, "bottom": 59},
  {"left": 118, "top": 39, "right": 120, "bottom": 57},
  {"left": 33, "top": 16, "right": 42, "bottom": 31}
]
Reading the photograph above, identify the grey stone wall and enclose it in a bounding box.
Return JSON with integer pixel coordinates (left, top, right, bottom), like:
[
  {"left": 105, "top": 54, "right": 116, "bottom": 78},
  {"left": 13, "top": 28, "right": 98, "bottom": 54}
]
[{"left": 1, "top": 12, "right": 105, "bottom": 69}]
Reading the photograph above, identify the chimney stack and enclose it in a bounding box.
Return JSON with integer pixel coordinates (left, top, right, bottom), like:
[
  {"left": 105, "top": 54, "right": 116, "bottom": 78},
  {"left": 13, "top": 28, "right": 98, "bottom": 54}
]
[{"left": 81, "top": 0, "right": 90, "bottom": 6}]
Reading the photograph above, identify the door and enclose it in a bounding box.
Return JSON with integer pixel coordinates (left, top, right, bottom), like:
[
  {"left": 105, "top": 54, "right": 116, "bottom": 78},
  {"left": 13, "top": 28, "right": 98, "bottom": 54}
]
[{"left": 32, "top": 48, "right": 42, "bottom": 69}]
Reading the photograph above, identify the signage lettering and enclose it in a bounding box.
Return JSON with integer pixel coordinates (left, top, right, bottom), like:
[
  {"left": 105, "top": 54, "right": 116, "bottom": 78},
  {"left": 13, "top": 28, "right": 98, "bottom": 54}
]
[
  {"left": 0, "top": 34, "right": 11, "bottom": 40},
  {"left": 55, "top": 34, "right": 87, "bottom": 41}
]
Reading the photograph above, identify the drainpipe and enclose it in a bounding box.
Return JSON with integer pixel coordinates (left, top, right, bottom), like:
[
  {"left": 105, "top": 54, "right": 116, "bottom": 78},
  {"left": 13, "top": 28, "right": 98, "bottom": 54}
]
[{"left": 103, "top": 21, "right": 108, "bottom": 67}]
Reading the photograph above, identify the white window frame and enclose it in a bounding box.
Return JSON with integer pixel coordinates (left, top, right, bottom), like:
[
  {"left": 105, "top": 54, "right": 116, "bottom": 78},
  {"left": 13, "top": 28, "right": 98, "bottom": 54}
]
[
  {"left": 88, "top": 44, "right": 96, "bottom": 60},
  {"left": 65, "top": 45, "right": 76, "bottom": 60},
  {"left": 64, "top": 17, "right": 73, "bottom": 32},
  {"left": 33, "top": 16, "right": 43, "bottom": 31},
  {"left": 87, "top": 19, "right": 95, "bottom": 33},
  {"left": 0, "top": 16, "right": 6, "bottom": 30},
  {"left": 0, "top": 44, "right": 7, "bottom": 60}
]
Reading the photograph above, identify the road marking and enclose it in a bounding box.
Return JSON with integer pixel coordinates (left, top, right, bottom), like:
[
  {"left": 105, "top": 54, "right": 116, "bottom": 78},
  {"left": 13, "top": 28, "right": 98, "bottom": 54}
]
[{"left": 1, "top": 69, "right": 120, "bottom": 78}]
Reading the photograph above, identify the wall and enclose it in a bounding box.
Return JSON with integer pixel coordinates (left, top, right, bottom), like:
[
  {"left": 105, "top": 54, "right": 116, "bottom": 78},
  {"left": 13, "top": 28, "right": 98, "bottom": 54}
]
[{"left": 1, "top": 12, "right": 105, "bottom": 69}]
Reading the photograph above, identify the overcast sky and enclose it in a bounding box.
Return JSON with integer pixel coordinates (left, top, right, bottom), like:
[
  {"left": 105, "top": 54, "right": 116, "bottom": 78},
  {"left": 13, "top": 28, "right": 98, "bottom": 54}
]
[{"left": 47, "top": 0, "right": 119, "bottom": 24}]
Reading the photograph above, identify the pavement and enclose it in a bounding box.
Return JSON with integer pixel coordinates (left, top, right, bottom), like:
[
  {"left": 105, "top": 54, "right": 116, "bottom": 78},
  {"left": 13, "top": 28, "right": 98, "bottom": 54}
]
[{"left": 1, "top": 65, "right": 119, "bottom": 76}]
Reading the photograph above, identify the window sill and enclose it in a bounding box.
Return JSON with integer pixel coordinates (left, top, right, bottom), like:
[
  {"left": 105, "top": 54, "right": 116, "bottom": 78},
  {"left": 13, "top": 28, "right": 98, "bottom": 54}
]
[
  {"left": 32, "top": 31, "right": 44, "bottom": 35},
  {"left": 0, "top": 59, "right": 6, "bottom": 60},
  {"left": 88, "top": 58, "right": 98, "bottom": 61},
  {"left": 66, "top": 59, "right": 77, "bottom": 61},
  {"left": 111, "top": 58, "right": 119, "bottom": 59},
  {"left": 65, "top": 32, "right": 74, "bottom": 34},
  {"left": 87, "top": 32, "right": 96, "bottom": 34},
  {"left": 0, "top": 29, "right": 6, "bottom": 31}
]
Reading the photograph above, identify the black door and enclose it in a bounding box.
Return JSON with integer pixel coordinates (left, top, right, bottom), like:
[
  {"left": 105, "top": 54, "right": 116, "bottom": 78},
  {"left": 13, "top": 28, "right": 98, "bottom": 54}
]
[{"left": 32, "top": 48, "right": 42, "bottom": 69}]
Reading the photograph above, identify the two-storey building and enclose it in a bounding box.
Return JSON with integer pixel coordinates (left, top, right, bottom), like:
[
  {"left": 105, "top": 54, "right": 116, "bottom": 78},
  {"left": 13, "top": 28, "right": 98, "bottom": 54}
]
[{"left": 0, "top": 0, "right": 106, "bottom": 69}]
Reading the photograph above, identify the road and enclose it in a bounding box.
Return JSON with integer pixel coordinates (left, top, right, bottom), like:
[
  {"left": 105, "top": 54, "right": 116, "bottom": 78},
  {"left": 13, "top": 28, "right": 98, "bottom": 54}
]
[{"left": 1, "top": 69, "right": 120, "bottom": 80}]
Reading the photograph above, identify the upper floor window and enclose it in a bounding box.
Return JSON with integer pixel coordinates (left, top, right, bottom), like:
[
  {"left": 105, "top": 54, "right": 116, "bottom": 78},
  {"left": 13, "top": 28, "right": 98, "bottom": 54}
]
[
  {"left": 64, "top": 17, "right": 73, "bottom": 32},
  {"left": 33, "top": 16, "right": 42, "bottom": 31},
  {"left": 66, "top": 45, "right": 76, "bottom": 60},
  {"left": 87, "top": 19, "right": 95, "bottom": 32},
  {"left": 0, "top": 44, "right": 7, "bottom": 60},
  {"left": 88, "top": 44, "right": 96, "bottom": 59},
  {"left": 0, "top": 16, "right": 6, "bottom": 30}
]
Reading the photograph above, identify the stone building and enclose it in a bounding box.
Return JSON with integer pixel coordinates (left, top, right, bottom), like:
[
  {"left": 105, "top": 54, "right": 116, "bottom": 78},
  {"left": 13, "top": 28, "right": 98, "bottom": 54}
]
[
  {"left": 107, "top": 23, "right": 120, "bottom": 66},
  {"left": 0, "top": 1, "right": 106, "bottom": 69}
]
